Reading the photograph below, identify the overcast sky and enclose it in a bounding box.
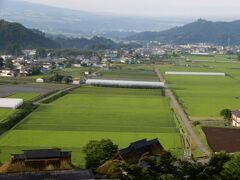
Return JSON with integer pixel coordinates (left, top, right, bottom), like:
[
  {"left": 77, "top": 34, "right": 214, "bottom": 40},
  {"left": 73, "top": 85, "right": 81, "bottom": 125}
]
[{"left": 24, "top": 0, "right": 240, "bottom": 19}]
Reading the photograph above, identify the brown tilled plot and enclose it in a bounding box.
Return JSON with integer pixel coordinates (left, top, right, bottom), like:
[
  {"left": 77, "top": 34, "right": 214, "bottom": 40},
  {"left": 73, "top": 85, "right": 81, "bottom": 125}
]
[{"left": 203, "top": 127, "right": 240, "bottom": 153}]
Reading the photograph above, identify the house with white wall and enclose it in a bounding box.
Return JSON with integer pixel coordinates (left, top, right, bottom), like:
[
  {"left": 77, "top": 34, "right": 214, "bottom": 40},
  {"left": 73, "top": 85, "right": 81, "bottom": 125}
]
[{"left": 232, "top": 110, "right": 240, "bottom": 127}]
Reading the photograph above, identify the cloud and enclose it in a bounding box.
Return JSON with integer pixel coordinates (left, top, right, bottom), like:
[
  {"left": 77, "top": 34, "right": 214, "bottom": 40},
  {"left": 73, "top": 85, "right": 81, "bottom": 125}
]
[{"left": 23, "top": 0, "right": 240, "bottom": 18}]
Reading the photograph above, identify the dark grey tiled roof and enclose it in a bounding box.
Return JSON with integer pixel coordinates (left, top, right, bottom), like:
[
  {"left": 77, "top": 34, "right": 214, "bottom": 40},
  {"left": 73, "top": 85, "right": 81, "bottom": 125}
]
[
  {"left": 232, "top": 110, "right": 240, "bottom": 117},
  {"left": 130, "top": 139, "right": 148, "bottom": 149},
  {"left": 118, "top": 138, "right": 163, "bottom": 157},
  {"left": 13, "top": 149, "right": 71, "bottom": 160}
]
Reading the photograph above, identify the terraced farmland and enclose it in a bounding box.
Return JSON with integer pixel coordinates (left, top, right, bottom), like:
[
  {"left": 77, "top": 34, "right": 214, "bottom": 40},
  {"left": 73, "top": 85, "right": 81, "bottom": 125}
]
[{"left": 0, "top": 86, "right": 182, "bottom": 166}]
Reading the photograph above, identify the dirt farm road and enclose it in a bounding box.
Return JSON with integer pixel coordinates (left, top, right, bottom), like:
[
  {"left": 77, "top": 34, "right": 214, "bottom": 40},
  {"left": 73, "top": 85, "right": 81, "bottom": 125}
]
[{"left": 155, "top": 67, "right": 211, "bottom": 160}]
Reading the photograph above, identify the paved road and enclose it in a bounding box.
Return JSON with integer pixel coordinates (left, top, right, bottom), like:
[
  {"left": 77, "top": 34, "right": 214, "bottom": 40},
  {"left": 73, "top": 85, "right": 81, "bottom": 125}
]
[{"left": 155, "top": 67, "right": 211, "bottom": 158}]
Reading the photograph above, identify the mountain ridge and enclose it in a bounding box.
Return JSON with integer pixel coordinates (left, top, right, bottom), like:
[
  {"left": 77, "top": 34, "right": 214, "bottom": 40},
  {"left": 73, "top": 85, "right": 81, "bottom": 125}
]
[
  {"left": 0, "top": 0, "right": 185, "bottom": 37},
  {"left": 128, "top": 19, "right": 240, "bottom": 45},
  {"left": 0, "top": 20, "right": 141, "bottom": 52},
  {"left": 0, "top": 19, "right": 60, "bottom": 51}
]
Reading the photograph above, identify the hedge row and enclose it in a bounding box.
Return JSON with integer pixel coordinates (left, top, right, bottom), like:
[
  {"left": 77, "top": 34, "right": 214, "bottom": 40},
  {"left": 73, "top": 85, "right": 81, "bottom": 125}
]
[
  {"left": 41, "top": 91, "right": 68, "bottom": 104},
  {"left": 32, "top": 90, "right": 58, "bottom": 103},
  {"left": 0, "top": 103, "right": 38, "bottom": 135}
]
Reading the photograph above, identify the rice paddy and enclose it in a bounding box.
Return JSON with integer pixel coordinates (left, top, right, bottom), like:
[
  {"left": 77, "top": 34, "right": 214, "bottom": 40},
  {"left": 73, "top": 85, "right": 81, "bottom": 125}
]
[{"left": 0, "top": 86, "right": 182, "bottom": 166}]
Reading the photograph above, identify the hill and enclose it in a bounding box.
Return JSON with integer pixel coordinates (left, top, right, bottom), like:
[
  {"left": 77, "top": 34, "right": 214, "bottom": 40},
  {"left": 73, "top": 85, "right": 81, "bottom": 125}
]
[
  {"left": 55, "top": 37, "right": 119, "bottom": 50},
  {"left": 55, "top": 36, "right": 141, "bottom": 50},
  {"left": 128, "top": 19, "right": 240, "bottom": 45},
  {"left": 0, "top": 20, "right": 141, "bottom": 52},
  {"left": 0, "top": 20, "right": 60, "bottom": 51}
]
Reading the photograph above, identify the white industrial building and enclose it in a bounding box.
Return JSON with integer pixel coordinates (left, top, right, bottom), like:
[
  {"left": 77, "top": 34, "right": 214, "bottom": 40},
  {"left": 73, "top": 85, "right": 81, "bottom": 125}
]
[
  {"left": 86, "top": 79, "right": 165, "bottom": 88},
  {"left": 0, "top": 98, "right": 23, "bottom": 109},
  {"left": 165, "top": 72, "right": 225, "bottom": 76}
]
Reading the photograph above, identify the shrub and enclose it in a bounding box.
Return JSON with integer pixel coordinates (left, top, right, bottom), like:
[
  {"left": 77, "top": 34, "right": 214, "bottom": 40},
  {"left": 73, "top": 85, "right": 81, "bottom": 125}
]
[
  {"left": 41, "top": 91, "right": 68, "bottom": 104},
  {"left": 193, "top": 121, "right": 201, "bottom": 126}
]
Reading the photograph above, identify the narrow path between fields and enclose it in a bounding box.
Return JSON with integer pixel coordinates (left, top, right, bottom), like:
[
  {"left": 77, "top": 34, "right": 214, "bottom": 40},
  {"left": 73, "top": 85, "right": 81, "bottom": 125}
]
[
  {"left": 154, "top": 66, "right": 211, "bottom": 161},
  {"left": 34, "top": 85, "right": 80, "bottom": 104}
]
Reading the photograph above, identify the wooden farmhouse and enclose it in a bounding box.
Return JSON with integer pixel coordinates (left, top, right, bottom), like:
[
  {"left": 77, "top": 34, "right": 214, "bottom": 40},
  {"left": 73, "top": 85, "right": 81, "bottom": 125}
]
[
  {"left": 0, "top": 148, "right": 73, "bottom": 173},
  {"left": 97, "top": 138, "right": 164, "bottom": 176},
  {"left": 114, "top": 138, "right": 164, "bottom": 163}
]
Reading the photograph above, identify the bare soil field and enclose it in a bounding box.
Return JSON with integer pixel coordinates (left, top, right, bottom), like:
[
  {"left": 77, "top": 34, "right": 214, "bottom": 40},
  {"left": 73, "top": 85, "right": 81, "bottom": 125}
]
[
  {"left": 0, "top": 85, "right": 51, "bottom": 97},
  {"left": 203, "top": 127, "right": 240, "bottom": 153}
]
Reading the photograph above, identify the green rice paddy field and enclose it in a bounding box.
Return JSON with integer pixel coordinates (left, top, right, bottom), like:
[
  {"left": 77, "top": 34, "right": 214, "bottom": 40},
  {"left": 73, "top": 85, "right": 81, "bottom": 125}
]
[
  {"left": 97, "top": 69, "right": 159, "bottom": 81},
  {"left": 161, "top": 59, "right": 240, "bottom": 119},
  {"left": 187, "top": 54, "right": 237, "bottom": 62},
  {"left": 0, "top": 86, "right": 182, "bottom": 167}
]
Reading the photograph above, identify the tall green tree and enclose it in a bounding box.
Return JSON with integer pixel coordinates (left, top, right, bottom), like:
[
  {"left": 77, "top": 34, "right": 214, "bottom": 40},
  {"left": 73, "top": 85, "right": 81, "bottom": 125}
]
[
  {"left": 5, "top": 59, "right": 14, "bottom": 69},
  {"left": 0, "top": 57, "right": 4, "bottom": 69},
  {"left": 82, "top": 139, "right": 118, "bottom": 170},
  {"left": 220, "top": 109, "right": 232, "bottom": 125},
  {"left": 35, "top": 48, "right": 47, "bottom": 58},
  {"left": 5, "top": 44, "right": 22, "bottom": 56},
  {"left": 49, "top": 73, "right": 64, "bottom": 83},
  {"left": 221, "top": 153, "right": 240, "bottom": 179},
  {"left": 31, "top": 66, "right": 41, "bottom": 75}
]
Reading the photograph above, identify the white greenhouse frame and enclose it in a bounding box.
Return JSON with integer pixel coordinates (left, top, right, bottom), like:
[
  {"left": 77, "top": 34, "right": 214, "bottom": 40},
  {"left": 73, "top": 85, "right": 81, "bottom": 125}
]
[
  {"left": 86, "top": 79, "right": 165, "bottom": 88},
  {"left": 165, "top": 72, "right": 225, "bottom": 76}
]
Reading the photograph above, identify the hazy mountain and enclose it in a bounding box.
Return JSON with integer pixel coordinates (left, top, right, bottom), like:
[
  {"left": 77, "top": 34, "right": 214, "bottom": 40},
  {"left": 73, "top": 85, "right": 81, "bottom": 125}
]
[
  {"left": 0, "top": 20, "right": 140, "bottom": 52},
  {"left": 0, "top": 0, "right": 186, "bottom": 38},
  {"left": 0, "top": 20, "right": 60, "bottom": 51},
  {"left": 128, "top": 19, "right": 240, "bottom": 45}
]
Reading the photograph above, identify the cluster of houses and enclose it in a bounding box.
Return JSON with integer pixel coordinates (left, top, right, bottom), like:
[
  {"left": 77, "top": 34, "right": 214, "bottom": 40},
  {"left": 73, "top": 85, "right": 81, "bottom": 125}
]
[
  {"left": 0, "top": 48, "right": 148, "bottom": 79},
  {"left": 1, "top": 43, "right": 240, "bottom": 78},
  {"left": 146, "top": 42, "right": 240, "bottom": 56}
]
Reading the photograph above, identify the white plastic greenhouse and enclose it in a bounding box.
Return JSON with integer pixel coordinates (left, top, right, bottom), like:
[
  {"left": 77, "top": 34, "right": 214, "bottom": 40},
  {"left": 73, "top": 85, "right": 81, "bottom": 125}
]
[
  {"left": 0, "top": 98, "right": 23, "bottom": 109},
  {"left": 86, "top": 79, "right": 165, "bottom": 88},
  {"left": 165, "top": 72, "right": 225, "bottom": 76}
]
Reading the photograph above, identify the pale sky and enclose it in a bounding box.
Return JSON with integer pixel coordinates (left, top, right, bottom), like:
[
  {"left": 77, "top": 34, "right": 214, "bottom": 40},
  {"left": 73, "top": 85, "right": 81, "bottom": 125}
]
[{"left": 24, "top": 0, "right": 240, "bottom": 19}]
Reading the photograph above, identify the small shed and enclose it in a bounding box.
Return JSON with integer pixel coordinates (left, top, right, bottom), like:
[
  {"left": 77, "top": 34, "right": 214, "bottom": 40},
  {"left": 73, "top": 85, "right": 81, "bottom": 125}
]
[
  {"left": 36, "top": 78, "right": 44, "bottom": 83},
  {"left": 72, "top": 79, "right": 80, "bottom": 85}
]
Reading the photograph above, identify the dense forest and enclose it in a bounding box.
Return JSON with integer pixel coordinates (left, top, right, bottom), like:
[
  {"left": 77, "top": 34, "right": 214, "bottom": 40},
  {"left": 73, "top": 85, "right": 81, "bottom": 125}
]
[
  {"left": 0, "top": 20, "right": 140, "bottom": 53},
  {"left": 0, "top": 20, "right": 60, "bottom": 51}
]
